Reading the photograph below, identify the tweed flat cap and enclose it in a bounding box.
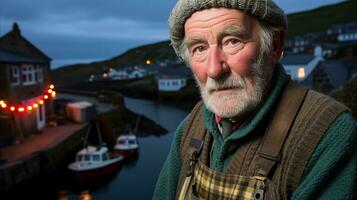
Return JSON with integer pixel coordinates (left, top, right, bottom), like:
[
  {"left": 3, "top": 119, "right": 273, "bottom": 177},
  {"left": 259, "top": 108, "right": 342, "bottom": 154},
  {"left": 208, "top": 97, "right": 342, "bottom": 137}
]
[{"left": 169, "top": 0, "right": 287, "bottom": 56}]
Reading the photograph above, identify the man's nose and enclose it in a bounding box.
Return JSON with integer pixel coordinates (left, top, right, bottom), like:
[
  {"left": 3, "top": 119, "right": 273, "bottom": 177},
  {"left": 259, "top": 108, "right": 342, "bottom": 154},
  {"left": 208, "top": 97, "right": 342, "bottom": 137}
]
[{"left": 206, "top": 47, "right": 228, "bottom": 79}]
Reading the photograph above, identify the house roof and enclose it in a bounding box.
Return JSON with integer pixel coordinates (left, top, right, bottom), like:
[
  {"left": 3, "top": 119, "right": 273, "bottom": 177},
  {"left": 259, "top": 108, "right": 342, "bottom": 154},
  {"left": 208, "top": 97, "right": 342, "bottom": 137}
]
[
  {"left": 0, "top": 23, "right": 51, "bottom": 63},
  {"left": 0, "top": 49, "right": 49, "bottom": 63},
  {"left": 280, "top": 54, "right": 316, "bottom": 65},
  {"left": 158, "top": 65, "right": 192, "bottom": 78},
  {"left": 319, "top": 59, "right": 357, "bottom": 88}
]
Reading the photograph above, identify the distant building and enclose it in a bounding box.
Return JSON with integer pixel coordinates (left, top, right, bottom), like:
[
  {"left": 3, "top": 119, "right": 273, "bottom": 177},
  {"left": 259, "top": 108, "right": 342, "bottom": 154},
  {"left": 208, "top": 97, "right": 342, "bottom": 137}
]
[
  {"left": 284, "top": 33, "right": 320, "bottom": 54},
  {"left": 128, "top": 68, "right": 146, "bottom": 79},
  {"left": 281, "top": 53, "right": 323, "bottom": 82},
  {"left": 326, "top": 22, "right": 357, "bottom": 42},
  {"left": 157, "top": 66, "right": 191, "bottom": 92},
  {"left": 302, "top": 59, "right": 357, "bottom": 93},
  {"left": 337, "top": 29, "right": 357, "bottom": 42},
  {"left": 104, "top": 67, "right": 147, "bottom": 80},
  {"left": 0, "top": 23, "right": 53, "bottom": 146}
]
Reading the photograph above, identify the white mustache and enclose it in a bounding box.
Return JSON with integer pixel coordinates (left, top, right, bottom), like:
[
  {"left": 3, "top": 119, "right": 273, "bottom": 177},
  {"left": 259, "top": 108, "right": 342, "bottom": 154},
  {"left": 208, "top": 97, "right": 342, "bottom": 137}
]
[{"left": 205, "top": 74, "right": 247, "bottom": 93}]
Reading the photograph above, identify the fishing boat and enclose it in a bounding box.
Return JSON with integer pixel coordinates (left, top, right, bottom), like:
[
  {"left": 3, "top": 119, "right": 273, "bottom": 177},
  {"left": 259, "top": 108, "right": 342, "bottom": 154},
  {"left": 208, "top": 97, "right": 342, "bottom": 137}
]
[
  {"left": 114, "top": 133, "right": 139, "bottom": 157},
  {"left": 68, "top": 121, "right": 124, "bottom": 182},
  {"left": 114, "top": 116, "right": 140, "bottom": 158}
]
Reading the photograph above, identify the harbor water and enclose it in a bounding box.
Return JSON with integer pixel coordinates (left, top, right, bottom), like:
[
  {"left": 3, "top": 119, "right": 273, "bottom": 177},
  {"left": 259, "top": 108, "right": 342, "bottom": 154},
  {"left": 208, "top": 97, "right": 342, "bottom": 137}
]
[{"left": 62, "top": 96, "right": 190, "bottom": 199}]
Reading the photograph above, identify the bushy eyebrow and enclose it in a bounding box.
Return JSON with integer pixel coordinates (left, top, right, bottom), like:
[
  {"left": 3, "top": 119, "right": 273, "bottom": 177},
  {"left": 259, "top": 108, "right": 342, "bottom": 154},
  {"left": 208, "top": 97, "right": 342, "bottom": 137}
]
[
  {"left": 219, "top": 25, "right": 251, "bottom": 41},
  {"left": 184, "top": 37, "right": 206, "bottom": 51},
  {"left": 184, "top": 26, "right": 251, "bottom": 50}
]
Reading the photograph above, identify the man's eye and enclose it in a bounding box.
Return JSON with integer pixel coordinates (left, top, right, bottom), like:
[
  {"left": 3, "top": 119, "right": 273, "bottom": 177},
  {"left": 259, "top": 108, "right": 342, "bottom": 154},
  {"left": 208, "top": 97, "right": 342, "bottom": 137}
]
[
  {"left": 225, "top": 38, "right": 240, "bottom": 46},
  {"left": 192, "top": 46, "right": 206, "bottom": 54}
]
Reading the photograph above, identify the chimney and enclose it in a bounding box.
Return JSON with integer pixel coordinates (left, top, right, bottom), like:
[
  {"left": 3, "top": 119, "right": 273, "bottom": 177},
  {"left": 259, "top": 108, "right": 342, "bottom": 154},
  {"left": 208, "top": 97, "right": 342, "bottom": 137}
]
[{"left": 12, "top": 22, "right": 21, "bottom": 36}]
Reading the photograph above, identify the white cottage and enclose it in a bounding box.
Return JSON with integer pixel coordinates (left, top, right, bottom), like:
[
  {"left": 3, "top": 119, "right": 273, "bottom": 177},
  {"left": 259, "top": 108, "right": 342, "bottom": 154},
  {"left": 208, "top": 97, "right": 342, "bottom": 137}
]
[
  {"left": 280, "top": 53, "right": 323, "bottom": 82},
  {"left": 157, "top": 66, "right": 191, "bottom": 92}
]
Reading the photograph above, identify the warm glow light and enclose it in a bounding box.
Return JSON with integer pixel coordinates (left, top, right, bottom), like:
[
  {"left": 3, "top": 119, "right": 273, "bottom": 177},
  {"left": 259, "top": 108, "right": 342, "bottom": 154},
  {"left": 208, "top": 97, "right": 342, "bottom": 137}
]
[
  {"left": 146, "top": 59, "right": 152, "bottom": 65},
  {"left": 1, "top": 87, "right": 54, "bottom": 113},
  {"left": 81, "top": 191, "right": 92, "bottom": 200},
  {"left": 298, "top": 67, "right": 305, "bottom": 79},
  {"left": 102, "top": 73, "right": 108, "bottom": 78}
]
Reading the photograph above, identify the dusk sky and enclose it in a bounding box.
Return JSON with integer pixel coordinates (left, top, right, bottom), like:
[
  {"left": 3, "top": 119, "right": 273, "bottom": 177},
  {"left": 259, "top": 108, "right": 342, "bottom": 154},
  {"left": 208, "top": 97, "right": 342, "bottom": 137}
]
[{"left": 0, "top": 0, "right": 345, "bottom": 69}]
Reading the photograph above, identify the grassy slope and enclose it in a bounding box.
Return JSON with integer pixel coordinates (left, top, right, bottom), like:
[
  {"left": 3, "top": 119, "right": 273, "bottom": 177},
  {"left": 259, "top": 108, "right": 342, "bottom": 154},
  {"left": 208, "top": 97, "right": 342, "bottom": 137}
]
[{"left": 287, "top": 0, "right": 357, "bottom": 38}]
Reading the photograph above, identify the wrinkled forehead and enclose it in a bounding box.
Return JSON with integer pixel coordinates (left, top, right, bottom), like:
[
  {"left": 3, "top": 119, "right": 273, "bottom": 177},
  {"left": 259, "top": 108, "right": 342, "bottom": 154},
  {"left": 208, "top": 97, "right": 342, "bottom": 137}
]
[{"left": 185, "top": 8, "right": 257, "bottom": 31}]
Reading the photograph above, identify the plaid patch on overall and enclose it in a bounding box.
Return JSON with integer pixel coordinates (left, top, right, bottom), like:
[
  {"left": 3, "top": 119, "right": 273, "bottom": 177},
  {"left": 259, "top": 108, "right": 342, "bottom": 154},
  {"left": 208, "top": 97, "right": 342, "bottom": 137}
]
[{"left": 191, "top": 161, "right": 267, "bottom": 200}]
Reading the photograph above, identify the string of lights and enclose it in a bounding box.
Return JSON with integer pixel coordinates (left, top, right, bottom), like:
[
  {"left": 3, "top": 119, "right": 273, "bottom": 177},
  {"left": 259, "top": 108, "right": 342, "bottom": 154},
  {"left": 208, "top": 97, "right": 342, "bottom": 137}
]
[{"left": 0, "top": 84, "right": 56, "bottom": 114}]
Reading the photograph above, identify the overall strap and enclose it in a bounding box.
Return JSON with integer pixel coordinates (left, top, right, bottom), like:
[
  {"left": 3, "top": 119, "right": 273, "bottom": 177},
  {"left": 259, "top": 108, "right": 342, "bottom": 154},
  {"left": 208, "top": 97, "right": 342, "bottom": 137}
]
[
  {"left": 256, "top": 80, "right": 308, "bottom": 178},
  {"left": 176, "top": 101, "right": 207, "bottom": 199}
]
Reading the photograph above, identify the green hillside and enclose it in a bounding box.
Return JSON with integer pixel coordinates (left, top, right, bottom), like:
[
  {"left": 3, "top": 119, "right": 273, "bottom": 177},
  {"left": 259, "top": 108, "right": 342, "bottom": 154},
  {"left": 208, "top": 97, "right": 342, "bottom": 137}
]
[
  {"left": 287, "top": 0, "right": 357, "bottom": 38},
  {"left": 52, "top": 40, "right": 177, "bottom": 86},
  {"left": 52, "top": 0, "right": 357, "bottom": 85}
]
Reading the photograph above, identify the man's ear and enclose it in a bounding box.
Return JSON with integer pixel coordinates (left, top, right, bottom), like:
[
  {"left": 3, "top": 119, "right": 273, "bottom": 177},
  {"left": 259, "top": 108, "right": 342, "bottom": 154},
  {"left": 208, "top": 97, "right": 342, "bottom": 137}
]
[{"left": 272, "top": 28, "right": 285, "bottom": 63}]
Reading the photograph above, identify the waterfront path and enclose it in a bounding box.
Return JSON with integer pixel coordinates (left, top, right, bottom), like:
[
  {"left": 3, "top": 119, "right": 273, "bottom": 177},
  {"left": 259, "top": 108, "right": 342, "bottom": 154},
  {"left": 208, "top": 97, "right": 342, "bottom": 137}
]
[{"left": 0, "top": 123, "right": 87, "bottom": 169}]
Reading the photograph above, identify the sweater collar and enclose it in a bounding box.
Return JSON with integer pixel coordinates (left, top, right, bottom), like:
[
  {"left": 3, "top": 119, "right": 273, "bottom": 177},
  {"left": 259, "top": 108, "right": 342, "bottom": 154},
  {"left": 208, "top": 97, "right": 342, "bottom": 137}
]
[{"left": 203, "top": 64, "right": 289, "bottom": 142}]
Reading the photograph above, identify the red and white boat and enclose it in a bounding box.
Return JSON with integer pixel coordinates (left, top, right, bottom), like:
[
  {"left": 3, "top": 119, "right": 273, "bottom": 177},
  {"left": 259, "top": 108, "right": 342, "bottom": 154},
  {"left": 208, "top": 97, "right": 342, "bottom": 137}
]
[
  {"left": 68, "top": 121, "right": 124, "bottom": 182},
  {"left": 114, "top": 134, "right": 139, "bottom": 157},
  {"left": 114, "top": 116, "right": 140, "bottom": 158},
  {"left": 68, "top": 145, "right": 124, "bottom": 182}
]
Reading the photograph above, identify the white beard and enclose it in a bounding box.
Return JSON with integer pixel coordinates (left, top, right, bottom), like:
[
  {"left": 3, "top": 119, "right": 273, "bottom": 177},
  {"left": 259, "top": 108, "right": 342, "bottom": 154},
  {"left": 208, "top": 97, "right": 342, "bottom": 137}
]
[{"left": 195, "top": 53, "right": 272, "bottom": 118}]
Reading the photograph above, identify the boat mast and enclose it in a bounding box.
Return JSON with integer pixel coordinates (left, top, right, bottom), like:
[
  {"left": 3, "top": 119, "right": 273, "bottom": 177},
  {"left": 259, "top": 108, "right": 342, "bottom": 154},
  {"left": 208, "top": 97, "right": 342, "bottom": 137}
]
[
  {"left": 133, "top": 115, "right": 141, "bottom": 134},
  {"left": 95, "top": 121, "right": 103, "bottom": 146}
]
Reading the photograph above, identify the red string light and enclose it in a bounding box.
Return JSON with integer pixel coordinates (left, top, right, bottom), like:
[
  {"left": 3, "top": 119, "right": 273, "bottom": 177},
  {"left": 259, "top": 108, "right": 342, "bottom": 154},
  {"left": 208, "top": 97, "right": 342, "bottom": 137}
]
[{"left": 0, "top": 84, "right": 56, "bottom": 114}]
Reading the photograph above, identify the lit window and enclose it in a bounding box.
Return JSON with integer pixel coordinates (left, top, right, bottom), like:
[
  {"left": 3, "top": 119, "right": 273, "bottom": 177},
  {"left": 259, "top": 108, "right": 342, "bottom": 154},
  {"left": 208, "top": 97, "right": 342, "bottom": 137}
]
[
  {"left": 21, "top": 65, "right": 36, "bottom": 86},
  {"left": 298, "top": 67, "right": 305, "bottom": 79},
  {"left": 34, "top": 66, "right": 43, "bottom": 82},
  {"left": 10, "top": 66, "right": 20, "bottom": 86}
]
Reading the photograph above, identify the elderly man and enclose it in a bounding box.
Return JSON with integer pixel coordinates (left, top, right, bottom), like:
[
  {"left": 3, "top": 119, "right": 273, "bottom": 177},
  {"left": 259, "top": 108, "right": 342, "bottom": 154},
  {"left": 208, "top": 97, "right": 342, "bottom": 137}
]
[{"left": 154, "top": 0, "right": 357, "bottom": 199}]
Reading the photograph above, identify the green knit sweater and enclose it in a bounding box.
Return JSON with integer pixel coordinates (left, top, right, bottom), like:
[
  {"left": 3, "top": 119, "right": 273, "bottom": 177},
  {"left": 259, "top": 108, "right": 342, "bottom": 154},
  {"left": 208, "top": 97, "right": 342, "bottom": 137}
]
[{"left": 153, "top": 65, "right": 357, "bottom": 200}]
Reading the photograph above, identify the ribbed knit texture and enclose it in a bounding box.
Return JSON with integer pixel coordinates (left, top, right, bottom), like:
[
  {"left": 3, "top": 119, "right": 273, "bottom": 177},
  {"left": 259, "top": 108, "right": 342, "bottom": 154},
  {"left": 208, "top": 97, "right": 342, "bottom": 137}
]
[{"left": 169, "top": 0, "right": 288, "bottom": 56}]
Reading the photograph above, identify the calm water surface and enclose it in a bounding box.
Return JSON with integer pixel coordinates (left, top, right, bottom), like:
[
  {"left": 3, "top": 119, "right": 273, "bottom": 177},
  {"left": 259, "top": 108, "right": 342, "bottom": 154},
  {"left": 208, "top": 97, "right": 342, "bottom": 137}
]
[{"left": 64, "top": 97, "right": 189, "bottom": 199}]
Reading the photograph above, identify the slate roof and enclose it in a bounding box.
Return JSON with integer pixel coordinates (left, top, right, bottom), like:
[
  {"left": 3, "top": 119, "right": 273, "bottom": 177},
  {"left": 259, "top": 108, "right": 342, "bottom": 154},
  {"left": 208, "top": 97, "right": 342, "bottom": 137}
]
[
  {"left": 0, "top": 23, "right": 51, "bottom": 63},
  {"left": 0, "top": 49, "right": 49, "bottom": 63},
  {"left": 157, "top": 65, "right": 192, "bottom": 79},
  {"left": 320, "top": 59, "right": 357, "bottom": 88},
  {"left": 280, "top": 54, "right": 316, "bottom": 65}
]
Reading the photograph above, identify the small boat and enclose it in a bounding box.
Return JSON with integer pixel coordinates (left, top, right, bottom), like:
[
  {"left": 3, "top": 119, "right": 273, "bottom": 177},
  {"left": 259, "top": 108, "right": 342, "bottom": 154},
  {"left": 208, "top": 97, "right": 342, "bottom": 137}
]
[
  {"left": 114, "top": 133, "right": 139, "bottom": 157},
  {"left": 68, "top": 121, "right": 124, "bottom": 182},
  {"left": 114, "top": 115, "right": 140, "bottom": 158}
]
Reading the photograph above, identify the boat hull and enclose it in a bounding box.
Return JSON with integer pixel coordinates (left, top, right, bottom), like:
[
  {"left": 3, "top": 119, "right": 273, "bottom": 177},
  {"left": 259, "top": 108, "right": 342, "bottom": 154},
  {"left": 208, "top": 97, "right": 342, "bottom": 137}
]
[
  {"left": 114, "top": 149, "right": 138, "bottom": 158},
  {"left": 69, "top": 157, "right": 123, "bottom": 182}
]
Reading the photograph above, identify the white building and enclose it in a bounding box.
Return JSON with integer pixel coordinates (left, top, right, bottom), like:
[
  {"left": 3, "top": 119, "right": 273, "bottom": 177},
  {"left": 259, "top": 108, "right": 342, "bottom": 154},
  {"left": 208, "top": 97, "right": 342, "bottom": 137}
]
[
  {"left": 157, "top": 66, "right": 191, "bottom": 92},
  {"left": 128, "top": 69, "right": 146, "bottom": 79},
  {"left": 281, "top": 52, "right": 323, "bottom": 82},
  {"left": 158, "top": 76, "right": 187, "bottom": 91},
  {"left": 337, "top": 30, "right": 357, "bottom": 42}
]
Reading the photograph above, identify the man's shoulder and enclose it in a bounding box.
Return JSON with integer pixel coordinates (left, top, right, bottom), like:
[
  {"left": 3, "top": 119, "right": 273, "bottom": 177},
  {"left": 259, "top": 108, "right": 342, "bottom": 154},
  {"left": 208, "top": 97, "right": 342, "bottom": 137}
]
[{"left": 305, "top": 89, "right": 349, "bottom": 111}]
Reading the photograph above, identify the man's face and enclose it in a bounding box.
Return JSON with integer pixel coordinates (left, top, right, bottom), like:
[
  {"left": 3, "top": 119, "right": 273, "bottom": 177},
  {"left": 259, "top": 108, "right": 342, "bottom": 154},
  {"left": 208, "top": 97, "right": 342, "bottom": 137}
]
[{"left": 184, "top": 8, "right": 274, "bottom": 118}]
